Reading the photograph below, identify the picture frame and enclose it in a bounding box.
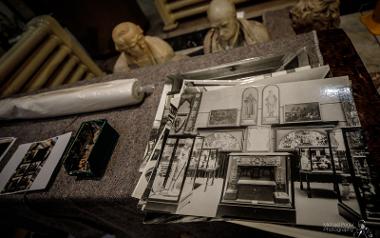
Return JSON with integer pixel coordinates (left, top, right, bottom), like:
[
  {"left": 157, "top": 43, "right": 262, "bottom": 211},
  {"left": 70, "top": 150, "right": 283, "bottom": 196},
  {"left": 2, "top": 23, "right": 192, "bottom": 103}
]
[
  {"left": 198, "top": 128, "right": 244, "bottom": 152},
  {"left": 244, "top": 126, "right": 271, "bottom": 152},
  {"left": 262, "top": 85, "right": 280, "bottom": 125},
  {"left": 274, "top": 125, "right": 336, "bottom": 151},
  {"left": 208, "top": 108, "right": 239, "bottom": 127},
  {"left": 283, "top": 102, "right": 322, "bottom": 123},
  {"left": 240, "top": 87, "right": 259, "bottom": 126}
]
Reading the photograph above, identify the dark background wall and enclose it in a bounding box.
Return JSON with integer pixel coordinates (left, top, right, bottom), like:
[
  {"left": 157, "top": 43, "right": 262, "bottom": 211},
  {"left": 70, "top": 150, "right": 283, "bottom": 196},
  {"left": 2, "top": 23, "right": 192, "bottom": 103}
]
[
  {"left": 0, "top": 0, "right": 377, "bottom": 59},
  {"left": 0, "top": 0, "right": 148, "bottom": 58}
]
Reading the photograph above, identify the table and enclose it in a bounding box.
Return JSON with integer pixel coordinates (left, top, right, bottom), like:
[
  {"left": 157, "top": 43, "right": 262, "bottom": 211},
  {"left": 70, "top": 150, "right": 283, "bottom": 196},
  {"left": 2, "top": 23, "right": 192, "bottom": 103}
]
[
  {"left": 299, "top": 170, "right": 351, "bottom": 198},
  {"left": 0, "top": 18, "right": 379, "bottom": 238}
]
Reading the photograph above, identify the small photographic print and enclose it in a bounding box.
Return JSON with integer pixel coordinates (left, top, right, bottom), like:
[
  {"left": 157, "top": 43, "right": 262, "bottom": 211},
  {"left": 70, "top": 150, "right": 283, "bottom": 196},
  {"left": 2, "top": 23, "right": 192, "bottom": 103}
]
[
  {"left": 208, "top": 109, "right": 238, "bottom": 127},
  {"left": 284, "top": 102, "right": 321, "bottom": 123}
]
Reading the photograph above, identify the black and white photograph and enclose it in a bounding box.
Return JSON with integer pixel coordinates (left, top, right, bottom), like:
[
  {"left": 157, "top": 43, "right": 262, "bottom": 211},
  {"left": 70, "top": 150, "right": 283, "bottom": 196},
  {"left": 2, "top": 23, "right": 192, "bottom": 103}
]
[
  {"left": 139, "top": 74, "right": 377, "bottom": 230},
  {"left": 208, "top": 108, "right": 238, "bottom": 127},
  {"left": 284, "top": 102, "right": 321, "bottom": 123},
  {"left": 262, "top": 85, "right": 280, "bottom": 124},
  {"left": 240, "top": 87, "right": 259, "bottom": 125},
  {"left": 148, "top": 137, "right": 194, "bottom": 202},
  {"left": 0, "top": 133, "right": 72, "bottom": 195}
]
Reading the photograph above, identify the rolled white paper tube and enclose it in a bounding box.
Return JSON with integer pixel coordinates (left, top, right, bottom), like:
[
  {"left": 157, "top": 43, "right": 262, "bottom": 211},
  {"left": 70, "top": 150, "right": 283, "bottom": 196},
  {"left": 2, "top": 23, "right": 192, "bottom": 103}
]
[{"left": 0, "top": 78, "right": 147, "bottom": 120}]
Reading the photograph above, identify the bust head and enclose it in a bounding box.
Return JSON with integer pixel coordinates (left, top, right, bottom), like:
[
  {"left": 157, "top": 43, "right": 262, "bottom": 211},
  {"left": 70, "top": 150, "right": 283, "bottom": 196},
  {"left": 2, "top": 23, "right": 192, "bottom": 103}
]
[
  {"left": 112, "top": 22, "right": 147, "bottom": 57},
  {"left": 207, "top": 0, "right": 239, "bottom": 42},
  {"left": 290, "top": 0, "right": 340, "bottom": 31}
]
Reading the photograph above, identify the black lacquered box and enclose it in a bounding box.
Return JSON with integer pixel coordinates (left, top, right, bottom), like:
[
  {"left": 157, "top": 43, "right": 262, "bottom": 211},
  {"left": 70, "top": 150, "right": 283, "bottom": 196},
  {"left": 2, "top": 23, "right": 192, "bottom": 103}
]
[{"left": 64, "top": 119, "right": 119, "bottom": 178}]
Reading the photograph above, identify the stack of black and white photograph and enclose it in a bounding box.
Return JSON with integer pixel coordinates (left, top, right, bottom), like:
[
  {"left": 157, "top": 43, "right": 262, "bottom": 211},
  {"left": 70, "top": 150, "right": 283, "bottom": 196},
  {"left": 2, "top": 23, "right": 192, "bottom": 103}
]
[{"left": 132, "top": 54, "right": 379, "bottom": 231}]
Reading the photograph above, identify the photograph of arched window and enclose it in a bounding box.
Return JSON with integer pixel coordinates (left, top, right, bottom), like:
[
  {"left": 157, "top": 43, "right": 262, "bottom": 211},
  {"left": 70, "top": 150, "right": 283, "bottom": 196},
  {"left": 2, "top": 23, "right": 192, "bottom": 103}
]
[{"left": 240, "top": 87, "right": 258, "bottom": 125}]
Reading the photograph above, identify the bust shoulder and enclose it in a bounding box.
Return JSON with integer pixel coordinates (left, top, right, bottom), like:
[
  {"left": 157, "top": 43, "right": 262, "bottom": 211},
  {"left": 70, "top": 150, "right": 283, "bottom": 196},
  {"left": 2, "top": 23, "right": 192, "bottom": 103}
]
[
  {"left": 238, "top": 19, "right": 270, "bottom": 44},
  {"left": 144, "top": 36, "right": 174, "bottom": 64}
]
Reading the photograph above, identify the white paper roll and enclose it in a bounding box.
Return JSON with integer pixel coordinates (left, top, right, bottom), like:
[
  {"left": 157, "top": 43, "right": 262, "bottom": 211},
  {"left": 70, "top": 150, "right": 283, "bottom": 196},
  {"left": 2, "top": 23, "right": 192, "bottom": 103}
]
[{"left": 0, "top": 78, "right": 148, "bottom": 120}]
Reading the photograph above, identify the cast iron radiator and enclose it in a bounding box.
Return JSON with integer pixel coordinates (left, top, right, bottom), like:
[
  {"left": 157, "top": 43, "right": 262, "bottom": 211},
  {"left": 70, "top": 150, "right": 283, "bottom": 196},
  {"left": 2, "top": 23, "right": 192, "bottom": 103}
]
[
  {"left": 0, "top": 15, "right": 103, "bottom": 98},
  {"left": 155, "top": 0, "right": 249, "bottom": 31}
]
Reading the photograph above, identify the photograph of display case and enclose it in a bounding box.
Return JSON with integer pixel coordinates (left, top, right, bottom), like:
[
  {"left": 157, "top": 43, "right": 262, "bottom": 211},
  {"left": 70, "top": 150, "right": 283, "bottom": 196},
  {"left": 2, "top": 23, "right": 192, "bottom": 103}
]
[
  {"left": 217, "top": 153, "right": 296, "bottom": 223},
  {"left": 148, "top": 136, "right": 195, "bottom": 202},
  {"left": 297, "top": 144, "right": 348, "bottom": 198},
  {"left": 334, "top": 127, "right": 380, "bottom": 226},
  {"left": 299, "top": 146, "right": 335, "bottom": 171}
]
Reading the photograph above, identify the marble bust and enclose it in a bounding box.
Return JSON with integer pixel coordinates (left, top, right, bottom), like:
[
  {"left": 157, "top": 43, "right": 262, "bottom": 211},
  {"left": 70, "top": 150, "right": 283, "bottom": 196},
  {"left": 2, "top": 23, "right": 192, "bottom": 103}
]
[
  {"left": 112, "top": 22, "right": 176, "bottom": 72},
  {"left": 203, "top": 0, "right": 271, "bottom": 54},
  {"left": 290, "top": 0, "right": 340, "bottom": 32}
]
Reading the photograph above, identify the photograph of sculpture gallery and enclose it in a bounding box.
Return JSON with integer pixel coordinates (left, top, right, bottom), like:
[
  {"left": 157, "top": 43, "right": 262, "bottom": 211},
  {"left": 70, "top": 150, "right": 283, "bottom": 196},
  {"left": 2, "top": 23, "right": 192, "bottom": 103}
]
[{"left": 142, "top": 75, "right": 378, "bottom": 227}]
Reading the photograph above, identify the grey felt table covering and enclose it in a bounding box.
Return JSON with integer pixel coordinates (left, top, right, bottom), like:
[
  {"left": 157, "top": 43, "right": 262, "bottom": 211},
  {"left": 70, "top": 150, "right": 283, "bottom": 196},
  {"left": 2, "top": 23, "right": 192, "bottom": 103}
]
[{"left": 0, "top": 31, "right": 321, "bottom": 237}]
